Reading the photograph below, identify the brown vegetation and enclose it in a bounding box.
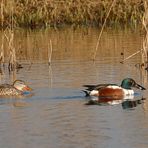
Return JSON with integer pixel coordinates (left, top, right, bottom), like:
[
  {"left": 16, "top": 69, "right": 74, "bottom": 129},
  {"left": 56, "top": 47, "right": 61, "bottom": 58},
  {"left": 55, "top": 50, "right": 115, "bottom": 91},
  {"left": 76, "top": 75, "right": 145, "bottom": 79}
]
[{"left": 0, "top": 0, "right": 145, "bottom": 29}]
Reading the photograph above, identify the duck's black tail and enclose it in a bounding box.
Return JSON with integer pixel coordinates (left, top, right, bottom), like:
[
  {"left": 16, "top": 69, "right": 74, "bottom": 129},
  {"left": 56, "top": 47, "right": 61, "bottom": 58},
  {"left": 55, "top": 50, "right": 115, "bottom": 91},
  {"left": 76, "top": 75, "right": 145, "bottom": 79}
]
[
  {"left": 83, "top": 85, "right": 96, "bottom": 91},
  {"left": 82, "top": 90, "right": 90, "bottom": 97}
]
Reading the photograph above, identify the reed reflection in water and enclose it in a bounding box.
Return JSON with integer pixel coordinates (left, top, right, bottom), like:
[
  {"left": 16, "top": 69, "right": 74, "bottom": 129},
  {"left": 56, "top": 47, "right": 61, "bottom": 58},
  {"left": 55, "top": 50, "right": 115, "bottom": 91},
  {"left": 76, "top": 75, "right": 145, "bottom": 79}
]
[
  {"left": 0, "top": 27, "right": 147, "bottom": 148},
  {"left": 0, "top": 26, "right": 144, "bottom": 62}
]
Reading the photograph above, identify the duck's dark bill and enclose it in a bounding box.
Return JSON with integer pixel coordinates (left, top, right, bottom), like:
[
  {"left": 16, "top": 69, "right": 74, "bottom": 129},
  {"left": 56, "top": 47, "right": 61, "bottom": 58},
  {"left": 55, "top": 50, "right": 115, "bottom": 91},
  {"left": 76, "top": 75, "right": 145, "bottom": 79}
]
[{"left": 135, "top": 83, "right": 146, "bottom": 90}]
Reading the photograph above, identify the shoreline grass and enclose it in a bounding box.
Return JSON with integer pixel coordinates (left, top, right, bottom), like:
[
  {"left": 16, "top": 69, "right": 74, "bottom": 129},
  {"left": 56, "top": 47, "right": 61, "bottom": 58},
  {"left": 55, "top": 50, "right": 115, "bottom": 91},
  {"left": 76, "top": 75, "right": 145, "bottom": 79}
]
[{"left": 0, "top": 0, "right": 146, "bottom": 29}]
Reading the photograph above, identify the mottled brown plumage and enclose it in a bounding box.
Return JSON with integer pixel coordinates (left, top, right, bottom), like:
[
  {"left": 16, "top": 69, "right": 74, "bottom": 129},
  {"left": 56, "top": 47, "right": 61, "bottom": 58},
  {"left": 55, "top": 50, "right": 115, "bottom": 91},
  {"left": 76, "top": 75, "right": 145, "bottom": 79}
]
[{"left": 0, "top": 80, "right": 32, "bottom": 97}]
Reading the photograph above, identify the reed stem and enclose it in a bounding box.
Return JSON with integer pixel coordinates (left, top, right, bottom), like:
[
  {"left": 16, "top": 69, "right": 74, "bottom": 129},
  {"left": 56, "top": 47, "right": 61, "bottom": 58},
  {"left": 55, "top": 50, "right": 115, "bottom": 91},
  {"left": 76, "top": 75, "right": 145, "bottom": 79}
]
[
  {"left": 0, "top": 35, "right": 4, "bottom": 66},
  {"left": 93, "top": 0, "right": 116, "bottom": 61},
  {"left": 120, "top": 49, "right": 143, "bottom": 63},
  {"left": 48, "top": 39, "right": 53, "bottom": 65},
  {"left": 0, "top": 0, "right": 4, "bottom": 67},
  {"left": 7, "top": 31, "right": 16, "bottom": 71},
  {"left": 142, "top": 1, "right": 148, "bottom": 65},
  {"left": 1, "top": 0, "right": 4, "bottom": 28}
]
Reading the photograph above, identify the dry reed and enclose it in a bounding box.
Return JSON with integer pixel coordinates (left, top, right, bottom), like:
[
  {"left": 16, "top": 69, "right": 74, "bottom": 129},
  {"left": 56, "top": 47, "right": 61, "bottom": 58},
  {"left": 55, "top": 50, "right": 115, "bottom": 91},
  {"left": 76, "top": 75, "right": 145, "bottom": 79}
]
[
  {"left": 142, "top": 1, "right": 148, "bottom": 64},
  {"left": 0, "top": 35, "right": 4, "bottom": 66},
  {"left": 0, "top": 0, "right": 145, "bottom": 29},
  {"left": 140, "top": 1, "right": 148, "bottom": 91},
  {"left": 120, "top": 1, "right": 148, "bottom": 64},
  {"left": 4, "top": 30, "right": 17, "bottom": 71},
  {"left": 0, "top": 0, "right": 4, "bottom": 67},
  {"left": 93, "top": 0, "right": 116, "bottom": 60},
  {"left": 120, "top": 49, "right": 143, "bottom": 63},
  {"left": 1, "top": 0, "right": 18, "bottom": 71}
]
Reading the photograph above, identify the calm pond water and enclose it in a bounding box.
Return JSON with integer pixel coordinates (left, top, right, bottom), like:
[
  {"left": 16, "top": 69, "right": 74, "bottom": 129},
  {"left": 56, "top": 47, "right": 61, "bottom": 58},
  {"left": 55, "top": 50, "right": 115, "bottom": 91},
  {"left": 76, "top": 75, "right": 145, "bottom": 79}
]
[{"left": 0, "top": 27, "right": 148, "bottom": 148}]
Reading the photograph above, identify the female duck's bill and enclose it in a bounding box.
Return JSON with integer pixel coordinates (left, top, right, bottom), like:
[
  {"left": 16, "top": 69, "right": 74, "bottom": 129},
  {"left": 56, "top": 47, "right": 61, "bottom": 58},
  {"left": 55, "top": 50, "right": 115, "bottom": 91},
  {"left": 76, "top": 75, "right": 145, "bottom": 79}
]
[
  {"left": 13, "top": 80, "right": 32, "bottom": 92},
  {"left": 83, "top": 78, "right": 146, "bottom": 98},
  {"left": 0, "top": 80, "right": 32, "bottom": 97}
]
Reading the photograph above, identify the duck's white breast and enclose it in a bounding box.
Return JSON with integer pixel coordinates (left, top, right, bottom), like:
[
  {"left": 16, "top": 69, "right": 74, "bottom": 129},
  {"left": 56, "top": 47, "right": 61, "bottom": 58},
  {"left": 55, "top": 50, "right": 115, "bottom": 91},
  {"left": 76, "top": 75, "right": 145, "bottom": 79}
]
[
  {"left": 90, "top": 90, "right": 99, "bottom": 96},
  {"left": 122, "top": 89, "right": 134, "bottom": 96}
]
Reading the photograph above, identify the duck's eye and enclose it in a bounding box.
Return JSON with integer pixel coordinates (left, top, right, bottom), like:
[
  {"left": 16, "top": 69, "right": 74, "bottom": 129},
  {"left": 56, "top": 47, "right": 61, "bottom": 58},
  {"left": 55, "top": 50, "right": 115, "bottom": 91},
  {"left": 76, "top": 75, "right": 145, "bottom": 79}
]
[
  {"left": 130, "top": 81, "right": 135, "bottom": 85},
  {"left": 128, "top": 80, "right": 133, "bottom": 85}
]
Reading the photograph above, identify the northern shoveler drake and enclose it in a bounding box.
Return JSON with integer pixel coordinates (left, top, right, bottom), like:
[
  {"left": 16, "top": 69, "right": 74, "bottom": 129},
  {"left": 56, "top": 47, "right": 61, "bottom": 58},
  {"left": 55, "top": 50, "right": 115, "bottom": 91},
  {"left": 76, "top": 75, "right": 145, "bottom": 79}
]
[
  {"left": 0, "top": 80, "right": 32, "bottom": 97},
  {"left": 83, "top": 78, "right": 146, "bottom": 100}
]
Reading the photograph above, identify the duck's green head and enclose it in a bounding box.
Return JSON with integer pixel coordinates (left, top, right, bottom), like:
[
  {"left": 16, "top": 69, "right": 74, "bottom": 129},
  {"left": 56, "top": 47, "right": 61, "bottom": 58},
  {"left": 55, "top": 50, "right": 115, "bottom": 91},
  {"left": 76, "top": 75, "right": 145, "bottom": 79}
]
[{"left": 121, "top": 78, "right": 146, "bottom": 90}]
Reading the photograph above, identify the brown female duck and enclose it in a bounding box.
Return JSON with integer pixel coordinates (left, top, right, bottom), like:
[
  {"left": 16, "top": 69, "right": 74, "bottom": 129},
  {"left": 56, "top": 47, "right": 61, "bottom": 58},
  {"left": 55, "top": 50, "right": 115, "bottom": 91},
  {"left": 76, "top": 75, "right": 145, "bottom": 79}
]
[{"left": 0, "top": 80, "right": 32, "bottom": 96}]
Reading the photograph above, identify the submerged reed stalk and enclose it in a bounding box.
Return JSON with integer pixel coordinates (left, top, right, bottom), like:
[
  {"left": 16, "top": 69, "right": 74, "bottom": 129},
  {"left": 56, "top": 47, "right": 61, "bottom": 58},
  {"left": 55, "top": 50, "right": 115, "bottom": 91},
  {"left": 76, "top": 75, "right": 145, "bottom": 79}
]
[{"left": 48, "top": 39, "right": 53, "bottom": 65}]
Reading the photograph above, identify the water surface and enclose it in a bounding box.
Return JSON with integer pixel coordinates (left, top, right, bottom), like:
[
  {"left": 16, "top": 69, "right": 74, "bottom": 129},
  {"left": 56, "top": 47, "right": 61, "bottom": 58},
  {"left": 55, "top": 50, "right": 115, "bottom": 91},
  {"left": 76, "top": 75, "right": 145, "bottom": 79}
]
[{"left": 0, "top": 27, "right": 148, "bottom": 148}]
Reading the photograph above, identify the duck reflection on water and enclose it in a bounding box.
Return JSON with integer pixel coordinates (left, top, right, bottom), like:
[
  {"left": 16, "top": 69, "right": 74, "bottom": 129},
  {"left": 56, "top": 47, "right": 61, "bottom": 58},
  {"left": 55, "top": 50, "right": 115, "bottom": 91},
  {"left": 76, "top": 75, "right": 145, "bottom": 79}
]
[
  {"left": 121, "top": 98, "right": 146, "bottom": 109},
  {"left": 85, "top": 95, "right": 146, "bottom": 109}
]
